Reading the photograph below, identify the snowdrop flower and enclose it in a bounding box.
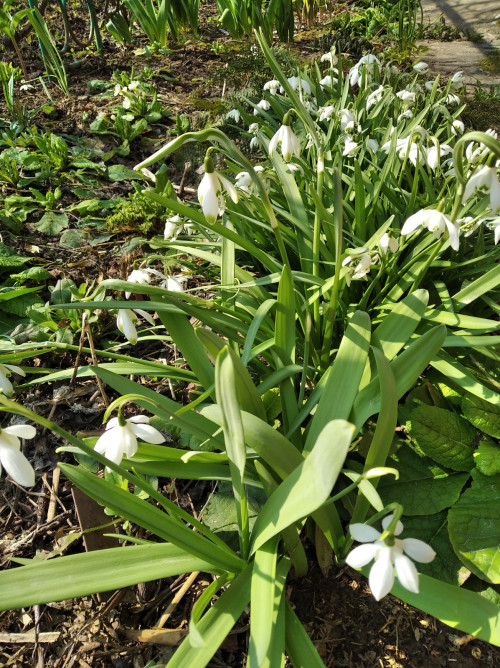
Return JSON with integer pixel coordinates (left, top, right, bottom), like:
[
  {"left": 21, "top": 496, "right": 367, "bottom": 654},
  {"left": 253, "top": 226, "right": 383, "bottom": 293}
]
[
  {"left": 128, "top": 80, "right": 140, "bottom": 91},
  {"left": 450, "top": 71, "right": 465, "bottom": 91},
  {"left": 451, "top": 120, "right": 465, "bottom": 136},
  {"left": 397, "top": 110, "right": 413, "bottom": 123},
  {"left": 320, "top": 75, "right": 337, "bottom": 89},
  {"left": 249, "top": 136, "right": 260, "bottom": 150},
  {"left": 95, "top": 415, "right": 165, "bottom": 466},
  {"left": 116, "top": 308, "right": 155, "bottom": 345},
  {"left": 0, "top": 423, "right": 36, "bottom": 486},
  {"left": 343, "top": 138, "right": 360, "bottom": 158},
  {"left": 263, "top": 79, "right": 280, "bottom": 95},
  {"left": 281, "top": 76, "right": 311, "bottom": 96},
  {"left": 113, "top": 83, "right": 124, "bottom": 96},
  {"left": 465, "top": 129, "right": 497, "bottom": 163},
  {"left": 345, "top": 121, "right": 361, "bottom": 135},
  {"left": 197, "top": 155, "right": 238, "bottom": 224},
  {"left": 458, "top": 216, "right": 481, "bottom": 238},
  {"left": 321, "top": 51, "right": 338, "bottom": 67},
  {"left": 319, "top": 105, "right": 335, "bottom": 122},
  {"left": 20, "top": 84, "right": 34, "bottom": 92},
  {"left": 426, "top": 143, "right": 453, "bottom": 171},
  {"left": 413, "top": 61, "right": 429, "bottom": 74},
  {"left": 248, "top": 122, "right": 259, "bottom": 134},
  {"left": 121, "top": 113, "right": 135, "bottom": 122},
  {"left": 446, "top": 93, "right": 461, "bottom": 105},
  {"left": 463, "top": 165, "right": 500, "bottom": 214},
  {"left": 269, "top": 119, "right": 301, "bottom": 162},
  {"left": 342, "top": 253, "right": 374, "bottom": 285},
  {"left": 366, "top": 85, "right": 385, "bottom": 110},
  {"left": 161, "top": 275, "right": 186, "bottom": 292},
  {"left": 254, "top": 99, "right": 271, "bottom": 115},
  {"left": 0, "top": 363, "right": 25, "bottom": 397},
  {"left": 424, "top": 80, "right": 437, "bottom": 92},
  {"left": 487, "top": 216, "right": 500, "bottom": 244},
  {"left": 402, "top": 208, "right": 460, "bottom": 250},
  {"left": 125, "top": 268, "right": 165, "bottom": 298},
  {"left": 339, "top": 109, "right": 355, "bottom": 131},
  {"left": 226, "top": 108, "right": 241, "bottom": 122},
  {"left": 122, "top": 97, "right": 131, "bottom": 110},
  {"left": 367, "top": 138, "right": 379, "bottom": 153},
  {"left": 396, "top": 90, "right": 416, "bottom": 107},
  {"left": 345, "top": 515, "right": 436, "bottom": 601},
  {"left": 164, "top": 215, "right": 183, "bottom": 240},
  {"left": 349, "top": 54, "right": 381, "bottom": 86},
  {"left": 379, "top": 233, "right": 399, "bottom": 255}
]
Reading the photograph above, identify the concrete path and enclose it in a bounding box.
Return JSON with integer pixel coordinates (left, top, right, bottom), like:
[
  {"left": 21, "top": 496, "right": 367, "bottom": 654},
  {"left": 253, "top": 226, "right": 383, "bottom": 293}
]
[{"left": 418, "top": 0, "right": 500, "bottom": 87}]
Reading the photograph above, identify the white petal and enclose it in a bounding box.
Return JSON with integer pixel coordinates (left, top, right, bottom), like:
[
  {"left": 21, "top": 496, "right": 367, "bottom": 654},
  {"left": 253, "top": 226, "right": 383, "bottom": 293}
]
[
  {"left": 201, "top": 186, "right": 220, "bottom": 224},
  {"left": 268, "top": 126, "right": 283, "bottom": 157},
  {"left": 490, "top": 172, "right": 500, "bottom": 214},
  {"left": 349, "top": 523, "right": 381, "bottom": 542},
  {"left": 4, "top": 364, "right": 26, "bottom": 377},
  {"left": 394, "top": 552, "right": 420, "bottom": 593},
  {"left": 345, "top": 543, "right": 380, "bottom": 568},
  {"left": 133, "top": 308, "right": 155, "bottom": 326},
  {"left": 0, "top": 445, "right": 35, "bottom": 486},
  {"left": 218, "top": 174, "right": 239, "bottom": 204},
  {"left": 402, "top": 538, "right": 436, "bottom": 563},
  {"left": 4, "top": 425, "right": 36, "bottom": 440},
  {"left": 117, "top": 310, "right": 138, "bottom": 344},
  {"left": 401, "top": 211, "right": 426, "bottom": 235},
  {"left": 128, "top": 415, "right": 151, "bottom": 424},
  {"left": 131, "top": 423, "right": 165, "bottom": 444},
  {"left": 381, "top": 514, "right": 404, "bottom": 535},
  {"left": 94, "top": 428, "right": 117, "bottom": 455},
  {"left": 0, "top": 371, "right": 14, "bottom": 396},
  {"left": 445, "top": 219, "right": 460, "bottom": 251},
  {"left": 369, "top": 547, "right": 394, "bottom": 600},
  {"left": 121, "top": 426, "right": 138, "bottom": 458},
  {"left": 106, "top": 417, "right": 119, "bottom": 430}
]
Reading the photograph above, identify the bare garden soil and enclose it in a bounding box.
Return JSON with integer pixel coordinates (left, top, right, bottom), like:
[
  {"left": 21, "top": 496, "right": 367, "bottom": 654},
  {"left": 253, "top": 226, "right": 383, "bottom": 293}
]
[{"left": 1, "top": 3, "right": 500, "bottom": 666}]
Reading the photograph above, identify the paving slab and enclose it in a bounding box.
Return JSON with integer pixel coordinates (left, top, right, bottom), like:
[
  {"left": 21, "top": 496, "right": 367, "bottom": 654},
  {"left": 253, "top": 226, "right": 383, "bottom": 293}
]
[{"left": 418, "top": 0, "right": 500, "bottom": 87}]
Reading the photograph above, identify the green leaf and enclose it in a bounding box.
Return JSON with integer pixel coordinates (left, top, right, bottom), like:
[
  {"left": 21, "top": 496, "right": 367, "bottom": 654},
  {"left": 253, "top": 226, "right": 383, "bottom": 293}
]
[
  {"left": 284, "top": 601, "right": 325, "bottom": 667},
  {"left": 10, "top": 267, "right": 51, "bottom": 282},
  {"left": 407, "top": 405, "right": 477, "bottom": 471},
  {"left": 60, "top": 229, "right": 93, "bottom": 248},
  {"left": 462, "top": 394, "right": 500, "bottom": 439},
  {"left": 0, "top": 543, "right": 217, "bottom": 611},
  {"left": 402, "top": 512, "right": 471, "bottom": 586},
  {"left": 250, "top": 420, "right": 354, "bottom": 554},
  {"left": 372, "top": 289, "right": 429, "bottom": 360},
  {"left": 34, "top": 212, "right": 69, "bottom": 236},
  {"left": 431, "top": 351, "right": 500, "bottom": 408},
  {"left": 106, "top": 164, "right": 143, "bottom": 181},
  {"left": 448, "top": 471, "right": 500, "bottom": 584},
  {"left": 474, "top": 437, "right": 500, "bottom": 476},
  {"left": 379, "top": 445, "right": 469, "bottom": 515}
]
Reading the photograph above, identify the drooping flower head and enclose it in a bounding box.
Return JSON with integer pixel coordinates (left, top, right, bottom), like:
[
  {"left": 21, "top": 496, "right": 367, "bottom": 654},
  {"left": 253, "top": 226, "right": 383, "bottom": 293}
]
[
  {"left": 401, "top": 208, "right": 460, "bottom": 250},
  {"left": 0, "top": 423, "right": 36, "bottom": 486},
  {"left": 268, "top": 111, "right": 301, "bottom": 163},
  {"left": 349, "top": 54, "right": 381, "bottom": 87},
  {"left": 346, "top": 514, "right": 436, "bottom": 601},
  {"left": 94, "top": 413, "right": 165, "bottom": 467},
  {"left": 0, "top": 363, "right": 26, "bottom": 397},
  {"left": 116, "top": 308, "right": 155, "bottom": 345},
  {"left": 462, "top": 158, "right": 500, "bottom": 215},
  {"left": 197, "top": 153, "right": 238, "bottom": 225}
]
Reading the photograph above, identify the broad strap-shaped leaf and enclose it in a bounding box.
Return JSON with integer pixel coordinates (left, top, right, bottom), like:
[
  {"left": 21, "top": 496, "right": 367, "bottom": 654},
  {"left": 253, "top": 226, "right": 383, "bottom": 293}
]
[
  {"left": 305, "top": 311, "right": 371, "bottom": 452},
  {"left": 431, "top": 351, "right": 500, "bottom": 407},
  {"left": 0, "top": 544, "right": 216, "bottom": 611},
  {"left": 372, "top": 289, "right": 428, "bottom": 360},
  {"left": 250, "top": 420, "right": 354, "bottom": 554},
  {"left": 284, "top": 601, "right": 325, "bottom": 668},
  {"left": 452, "top": 265, "right": 500, "bottom": 311}
]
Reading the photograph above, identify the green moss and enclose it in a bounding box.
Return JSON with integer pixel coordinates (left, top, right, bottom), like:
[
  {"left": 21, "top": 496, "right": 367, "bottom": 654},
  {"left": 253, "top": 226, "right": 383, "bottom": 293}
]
[
  {"left": 479, "top": 51, "right": 500, "bottom": 74},
  {"left": 462, "top": 98, "right": 500, "bottom": 134},
  {"left": 106, "top": 195, "right": 165, "bottom": 235},
  {"left": 188, "top": 97, "right": 227, "bottom": 115}
]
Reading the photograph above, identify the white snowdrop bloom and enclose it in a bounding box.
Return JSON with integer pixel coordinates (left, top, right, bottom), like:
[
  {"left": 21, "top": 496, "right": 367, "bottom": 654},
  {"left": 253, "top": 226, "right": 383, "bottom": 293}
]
[
  {"left": 343, "top": 137, "right": 360, "bottom": 158},
  {"left": 319, "top": 105, "right": 335, "bottom": 122},
  {"left": 0, "top": 363, "right": 25, "bottom": 397},
  {"left": 263, "top": 79, "right": 280, "bottom": 95},
  {"left": 198, "top": 165, "right": 239, "bottom": 224},
  {"left": 125, "top": 268, "right": 165, "bottom": 298},
  {"left": 161, "top": 275, "right": 186, "bottom": 293},
  {"left": 320, "top": 75, "right": 337, "bottom": 89},
  {"left": 122, "top": 97, "right": 131, "bottom": 110},
  {"left": 465, "top": 129, "right": 498, "bottom": 163},
  {"left": 402, "top": 208, "right": 460, "bottom": 250},
  {"left": 226, "top": 108, "right": 241, "bottom": 122},
  {"left": 339, "top": 108, "right": 355, "bottom": 131},
  {"left": 269, "top": 124, "right": 301, "bottom": 162},
  {"left": 386, "top": 64, "right": 399, "bottom": 76},
  {"left": 164, "top": 215, "right": 183, "bottom": 240},
  {"left": 128, "top": 80, "right": 140, "bottom": 91},
  {"left": 20, "top": 84, "right": 34, "bottom": 92},
  {"left": 254, "top": 99, "right": 271, "bottom": 115},
  {"left": 116, "top": 308, "right": 155, "bottom": 345},
  {"left": 379, "top": 233, "right": 399, "bottom": 255},
  {"left": 426, "top": 143, "right": 453, "bottom": 171},
  {"left": 249, "top": 136, "right": 260, "bottom": 150},
  {"left": 248, "top": 122, "right": 259, "bottom": 134},
  {"left": 487, "top": 216, "right": 500, "bottom": 244},
  {"left": 397, "top": 110, "right": 414, "bottom": 123},
  {"left": 281, "top": 76, "right": 312, "bottom": 96},
  {"left": 346, "top": 515, "right": 436, "bottom": 601},
  {"left": 366, "top": 85, "right": 385, "bottom": 110},
  {"left": 413, "top": 61, "right": 429, "bottom": 74},
  {"left": 342, "top": 253, "right": 373, "bottom": 285},
  {"left": 95, "top": 415, "right": 165, "bottom": 466},
  {"left": 424, "top": 80, "right": 436, "bottom": 92},
  {"left": 321, "top": 51, "right": 338, "bottom": 67},
  {"left": 396, "top": 90, "right": 416, "bottom": 107},
  {"left": 446, "top": 93, "right": 461, "bottom": 105},
  {"left": 367, "top": 138, "right": 379, "bottom": 153},
  {"left": 458, "top": 216, "right": 481, "bottom": 238},
  {"left": 349, "top": 54, "right": 381, "bottom": 86},
  {"left": 113, "top": 83, "right": 124, "bottom": 96},
  {"left": 463, "top": 165, "right": 500, "bottom": 214},
  {"left": 235, "top": 171, "right": 257, "bottom": 194},
  {"left": 345, "top": 120, "right": 361, "bottom": 134},
  {"left": 450, "top": 71, "right": 465, "bottom": 91},
  {"left": 121, "top": 113, "right": 135, "bottom": 122},
  {"left": 0, "top": 423, "right": 36, "bottom": 486},
  {"left": 451, "top": 120, "right": 465, "bottom": 135}
]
